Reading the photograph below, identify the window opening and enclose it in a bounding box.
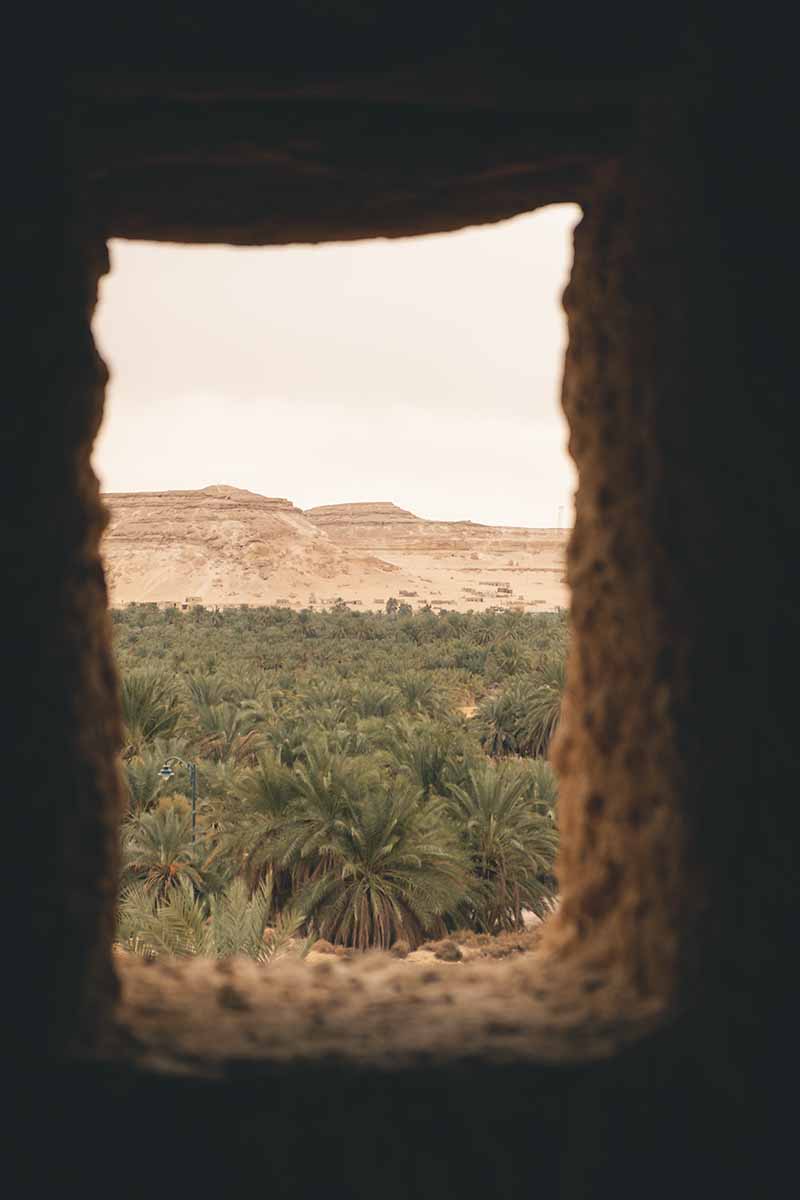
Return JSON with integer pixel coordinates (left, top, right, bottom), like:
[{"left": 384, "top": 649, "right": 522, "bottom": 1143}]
[{"left": 92, "top": 205, "right": 580, "bottom": 971}]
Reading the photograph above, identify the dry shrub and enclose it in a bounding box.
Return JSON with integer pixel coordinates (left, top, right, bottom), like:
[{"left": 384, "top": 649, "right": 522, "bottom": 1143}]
[
  {"left": 482, "top": 929, "right": 543, "bottom": 957},
  {"left": 447, "top": 929, "right": 492, "bottom": 948},
  {"left": 157, "top": 792, "right": 191, "bottom": 816},
  {"left": 434, "top": 940, "right": 463, "bottom": 962},
  {"left": 391, "top": 940, "right": 410, "bottom": 958},
  {"left": 444, "top": 928, "right": 544, "bottom": 957}
]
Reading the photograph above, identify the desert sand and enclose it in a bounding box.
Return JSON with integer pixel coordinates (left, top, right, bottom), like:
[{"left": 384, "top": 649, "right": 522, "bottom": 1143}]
[{"left": 102, "top": 484, "right": 568, "bottom": 612}]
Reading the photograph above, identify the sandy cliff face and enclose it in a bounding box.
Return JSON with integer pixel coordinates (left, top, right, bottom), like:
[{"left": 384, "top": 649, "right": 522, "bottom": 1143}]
[
  {"left": 102, "top": 487, "right": 568, "bottom": 610},
  {"left": 305, "top": 502, "right": 569, "bottom": 610}
]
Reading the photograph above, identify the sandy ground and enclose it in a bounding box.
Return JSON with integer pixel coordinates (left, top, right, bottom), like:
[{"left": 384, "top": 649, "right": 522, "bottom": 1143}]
[{"left": 114, "top": 927, "right": 547, "bottom": 970}]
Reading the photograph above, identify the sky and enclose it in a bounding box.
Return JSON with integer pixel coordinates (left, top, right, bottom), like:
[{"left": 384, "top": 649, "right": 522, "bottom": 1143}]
[{"left": 92, "top": 203, "right": 580, "bottom": 528}]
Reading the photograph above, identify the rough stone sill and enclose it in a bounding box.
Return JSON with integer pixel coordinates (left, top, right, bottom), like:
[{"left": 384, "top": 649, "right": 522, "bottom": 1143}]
[{"left": 89, "top": 951, "right": 666, "bottom": 1080}]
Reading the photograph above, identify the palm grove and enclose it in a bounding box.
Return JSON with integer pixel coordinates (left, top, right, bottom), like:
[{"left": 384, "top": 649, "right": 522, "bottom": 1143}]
[{"left": 114, "top": 603, "right": 565, "bottom": 960}]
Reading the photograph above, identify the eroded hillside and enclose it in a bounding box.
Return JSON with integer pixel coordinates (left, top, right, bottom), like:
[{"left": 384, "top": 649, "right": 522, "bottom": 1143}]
[{"left": 102, "top": 486, "right": 568, "bottom": 610}]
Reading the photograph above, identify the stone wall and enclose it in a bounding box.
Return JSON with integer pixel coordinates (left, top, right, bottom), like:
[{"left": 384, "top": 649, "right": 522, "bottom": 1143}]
[
  {"left": 5, "top": 10, "right": 795, "bottom": 1195},
  {"left": 7, "top": 130, "right": 124, "bottom": 1055},
  {"left": 549, "top": 73, "right": 797, "bottom": 1026}
]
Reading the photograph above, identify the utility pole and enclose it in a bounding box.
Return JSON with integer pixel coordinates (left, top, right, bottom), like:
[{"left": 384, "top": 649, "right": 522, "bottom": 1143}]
[
  {"left": 158, "top": 756, "right": 199, "bottom": 844},
  {"left": 189, "top": 761, "right": 197, "bottom": 843}
]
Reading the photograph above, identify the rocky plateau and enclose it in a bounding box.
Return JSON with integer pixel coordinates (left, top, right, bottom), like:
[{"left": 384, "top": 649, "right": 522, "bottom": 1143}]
[{"left": 102, "top": 485, "right": 568, "bottom": 611}]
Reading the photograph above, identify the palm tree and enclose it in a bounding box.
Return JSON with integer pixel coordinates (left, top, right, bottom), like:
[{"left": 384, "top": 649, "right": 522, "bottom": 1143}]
[
  {"left": 121, "top": 752, "right": 168, "bottom": 813},
  {"left": 323, "top": 722, "right": 376, "bottom": 758},
  {"left": 395, "top": 671, "right": 444, "bottom": 717},
  {"left": 475, "top": 690, "right": 519, "bottom": 757},
  {"left": 452, "top": 639, "right": 488, "bottom": 675},
  {"left": 380, "top": 718, "right": 456, "bottom": 801},
  {"left": 514, "top": 654, "right": 566, "bottom": 758},
  {"left": 268, "top": 741, "right": 378, "bottom": 889},
  {"left": 117, "top": 877, "right": 308, "bottom": 962},
  {"left": 120, "top": 671, "right": 181, "bottom": 759},
  {"left": 208, "top": 877, "right": 306, "bottom": 961},
  {"left": 296, "top": 786, "right": 468, "bottom": 950},
  {"left": 199, "top": 758, "right": 247, "bottom": 806},
  {"left": 186, "top": 673, "right": 229, "bottom": 707},
  {"left": 304, "top": 701, "right": 351, "bottom": 735},
  {"left": 446, "top": 763, "right": 558, "bottom": 931},
  {"left": 121, "top": 807, "right": 213, "bottom": 900},
  {"left": 190, "top": 700, "right": 264, "bottom": 764},
  {"left": 350, "top": 682, "right": 399, "bottom": 719},
  {"left": 300, "top": 679, "right": 348, "bottom": 709},
  {"left": 259, "top": 713, "right": 312, "bottom": 767},
  {"left": 486, "top": 637, "right": 532, "bottom": 683},
  {"left": 519, "top": 757, "right": 559, "bottom": 822},
  {"left": 219, "top": 754, "right": 302, "bottom": 894},
  {"left": 473, "top": 617, "right": 500, "bottom": 646},
  {"left": 236, "top": 753, "right": 300, "bottom": 817}
]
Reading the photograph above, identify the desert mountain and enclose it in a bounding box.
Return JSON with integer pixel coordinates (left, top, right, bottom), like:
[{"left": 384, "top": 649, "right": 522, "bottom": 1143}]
[{"left": 102, "top": 486, "right": 568, "bottom": 611}]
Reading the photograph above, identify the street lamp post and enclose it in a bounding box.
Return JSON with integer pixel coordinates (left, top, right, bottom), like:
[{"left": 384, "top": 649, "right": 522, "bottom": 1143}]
[{"left": 158, "top": 756, "right": 198, "bottom": 843}]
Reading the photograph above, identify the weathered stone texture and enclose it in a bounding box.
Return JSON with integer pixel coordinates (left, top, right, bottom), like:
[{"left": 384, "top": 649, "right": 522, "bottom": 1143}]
[
  {"left": 7, "top": 196, "right": 124, "bottom": 1053},
  {"left": 5, "top": 10, "right": 795, "bottom": 1196},
  {"left": 547, "top": 80, "right": 797, "bottom": 1021},
  {"left": 546, "top": 128, "right": 703, "bottom": 1001}
]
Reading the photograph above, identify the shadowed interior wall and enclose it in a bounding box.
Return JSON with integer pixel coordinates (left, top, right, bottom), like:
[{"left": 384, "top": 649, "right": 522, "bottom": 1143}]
[
  {"left": 6, "top": 11, "right": 795, "bottom": 1195},
  {"left": 549, "top": 72, "right": 796, "bottom": 1023},
  {"left": 8, "top": 128, "right": 123, "bottom": 1051},
  {"left": 550, "top": 98, "right": 715, "bottom": 1001}
]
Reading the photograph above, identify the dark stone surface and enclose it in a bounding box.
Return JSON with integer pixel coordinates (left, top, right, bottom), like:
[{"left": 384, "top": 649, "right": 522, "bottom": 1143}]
[
  {"left": 63, "top": 7, "right": 685, "bottom": 244},
  {"left": 4, "top": 8, "right": 796, "bottom": 1196}
]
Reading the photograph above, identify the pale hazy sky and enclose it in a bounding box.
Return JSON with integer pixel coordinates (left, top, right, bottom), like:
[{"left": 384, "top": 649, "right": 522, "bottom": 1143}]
[{"left": 92, "top": 203, "right": 579, "bottom": 528}]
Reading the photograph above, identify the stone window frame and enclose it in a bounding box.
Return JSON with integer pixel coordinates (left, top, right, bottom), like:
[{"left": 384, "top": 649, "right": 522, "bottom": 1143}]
[{"left": 19, "top": 68, "right": 753, "bottom": 1081}]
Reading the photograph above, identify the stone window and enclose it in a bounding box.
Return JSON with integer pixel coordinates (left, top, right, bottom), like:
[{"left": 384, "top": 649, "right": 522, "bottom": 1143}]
[{"left": 9, "top": 17, "right": 790, "bottom": 1192}]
